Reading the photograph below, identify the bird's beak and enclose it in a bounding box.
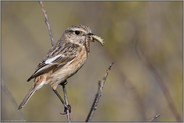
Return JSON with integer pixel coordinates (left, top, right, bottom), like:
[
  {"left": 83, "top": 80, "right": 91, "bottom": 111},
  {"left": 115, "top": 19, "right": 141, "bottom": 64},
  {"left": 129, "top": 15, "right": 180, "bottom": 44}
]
[{"left": 87, "top": 33, "right": 104, "bottom": 46}]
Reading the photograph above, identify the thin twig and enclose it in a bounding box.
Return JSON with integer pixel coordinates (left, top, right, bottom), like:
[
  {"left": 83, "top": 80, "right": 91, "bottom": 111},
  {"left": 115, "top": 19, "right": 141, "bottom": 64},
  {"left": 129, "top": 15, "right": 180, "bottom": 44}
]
[
  {"left": 104, "top": 48, "right": 147, "bottom": 120},
  {"left": 39, "top": 1, "right": 54, "bottom": 47},
  {"left": 39, "top": 1, "right": 71, "bottom": 121},
  {"left": 149, "top": 114, "right": 160, "bottom": 122},
  {"left": 39, "top": 2, "right": 71, "bottom": 120},
  {"left": 62, "top": 84, "right": 71, "bottom": 122},
  {"left": 85, "top": 62, "right": 114, "bottom": 122}
]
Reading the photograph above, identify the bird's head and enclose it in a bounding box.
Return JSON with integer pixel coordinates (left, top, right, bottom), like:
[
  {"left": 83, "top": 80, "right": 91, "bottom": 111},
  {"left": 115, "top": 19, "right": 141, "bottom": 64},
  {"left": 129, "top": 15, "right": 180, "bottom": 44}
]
[{"left": 63, "top": 25, "right": 104, "bottom": 46}]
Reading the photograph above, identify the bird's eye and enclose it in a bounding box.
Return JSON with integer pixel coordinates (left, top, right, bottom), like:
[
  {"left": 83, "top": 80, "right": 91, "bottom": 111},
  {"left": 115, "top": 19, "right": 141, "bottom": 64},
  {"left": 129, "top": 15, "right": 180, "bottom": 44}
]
[{"left": 75, "top": 31, "right": 81, "bottom": 35}]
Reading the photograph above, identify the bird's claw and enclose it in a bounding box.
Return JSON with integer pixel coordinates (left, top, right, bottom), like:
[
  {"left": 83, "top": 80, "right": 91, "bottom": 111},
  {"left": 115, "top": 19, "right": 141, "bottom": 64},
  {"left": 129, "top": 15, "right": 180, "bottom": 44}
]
[
  {"left": 64, "top": 104, "right": 71, "bottom": 113},
  {"left": 60, "top": 104, "right": 71, "bottom": 115}
]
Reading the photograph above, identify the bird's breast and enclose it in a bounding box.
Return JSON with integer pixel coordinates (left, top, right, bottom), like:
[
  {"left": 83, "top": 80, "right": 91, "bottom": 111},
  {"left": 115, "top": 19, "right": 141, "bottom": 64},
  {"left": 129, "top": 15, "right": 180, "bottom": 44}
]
[
  {"left": 69, "top": 46, "right": 88, "bottom": 70},
  {"left": 50, "top": 46, "right": 88, "bottom": 89}
]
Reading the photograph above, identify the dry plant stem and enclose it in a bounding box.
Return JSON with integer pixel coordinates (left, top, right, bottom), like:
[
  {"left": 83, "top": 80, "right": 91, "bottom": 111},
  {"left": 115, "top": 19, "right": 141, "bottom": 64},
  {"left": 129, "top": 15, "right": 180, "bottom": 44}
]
[
  {"left": 104, "top": 50, "right": 147, "bottom": 120},
  {"left": 135, "top": 45, "right": 182, "bottom": 121},
  {"left": 62, "top": 84, "right": 71, "bottom": 122},
  {"left": 39, "top": 1, "right": 54, "bottom": 47},
  {"left": 39, "top": 2, "right": 70, "bottom": 120},
  {"left": 149, "top": 114, "right": 160, "bottom": 122},
  {"left": 85, "top": 62, "right": 114, "bottom": 122}
]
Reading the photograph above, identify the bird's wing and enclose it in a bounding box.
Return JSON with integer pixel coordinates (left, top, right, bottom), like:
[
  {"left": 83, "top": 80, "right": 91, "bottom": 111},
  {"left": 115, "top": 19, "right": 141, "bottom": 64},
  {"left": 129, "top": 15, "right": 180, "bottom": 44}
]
[{"left": 27, "top": 42, "right": 80, "bottom": 82}]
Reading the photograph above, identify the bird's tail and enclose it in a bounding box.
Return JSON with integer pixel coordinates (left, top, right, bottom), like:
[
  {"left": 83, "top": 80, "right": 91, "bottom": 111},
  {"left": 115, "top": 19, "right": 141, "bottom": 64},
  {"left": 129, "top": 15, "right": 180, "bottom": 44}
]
[{"left": 18, "top": 86, "right": 37, "bottom": 110}]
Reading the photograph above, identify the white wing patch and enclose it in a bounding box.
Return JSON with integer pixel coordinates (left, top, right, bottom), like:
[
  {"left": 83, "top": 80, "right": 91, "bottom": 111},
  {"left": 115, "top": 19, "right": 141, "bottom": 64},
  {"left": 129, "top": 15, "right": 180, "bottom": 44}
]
[{"left": 45, "top": 54, "right": 65, "bottom": 64}]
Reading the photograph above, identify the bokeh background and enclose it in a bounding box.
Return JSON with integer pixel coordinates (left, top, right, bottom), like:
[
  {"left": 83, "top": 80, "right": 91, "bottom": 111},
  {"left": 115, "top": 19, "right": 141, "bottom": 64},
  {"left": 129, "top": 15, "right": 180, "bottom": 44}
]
[{"left": 1, "top": 1, "right": 182, "bottom": 122}]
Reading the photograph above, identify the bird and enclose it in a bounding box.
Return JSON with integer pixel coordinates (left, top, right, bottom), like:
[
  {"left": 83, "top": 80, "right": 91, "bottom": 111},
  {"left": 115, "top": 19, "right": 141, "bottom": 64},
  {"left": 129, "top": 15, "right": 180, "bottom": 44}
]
[{"left": 18, "top": 25, "right": 104, "bottom": 110}]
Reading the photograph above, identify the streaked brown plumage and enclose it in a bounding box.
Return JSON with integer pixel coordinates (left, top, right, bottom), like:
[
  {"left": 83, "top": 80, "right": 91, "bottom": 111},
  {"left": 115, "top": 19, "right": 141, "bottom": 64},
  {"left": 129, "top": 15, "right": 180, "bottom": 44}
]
[{"left": 18, "top": 25, "right": 104, "bottom": 110}]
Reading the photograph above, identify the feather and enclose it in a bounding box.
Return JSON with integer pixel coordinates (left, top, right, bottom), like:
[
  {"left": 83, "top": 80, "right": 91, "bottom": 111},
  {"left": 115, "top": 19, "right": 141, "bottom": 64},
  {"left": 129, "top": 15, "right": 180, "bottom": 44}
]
[
  {"left": 27, "top": 42, "right": 79, "bottom": 82},
  {"left": 18, "top": 86, "right": 36, "bottom": 110}
]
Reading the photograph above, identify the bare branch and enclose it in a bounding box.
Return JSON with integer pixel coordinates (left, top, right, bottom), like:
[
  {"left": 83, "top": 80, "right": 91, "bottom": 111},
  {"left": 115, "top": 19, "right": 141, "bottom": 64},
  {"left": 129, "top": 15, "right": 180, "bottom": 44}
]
[
  {"left": 39, "top": 1, "right": 54, "bottom": 46},
  {"left": 149, "top": 114, "right": 160, "bottom": 122},
  {"left": 86, "top": 62, "right": 114, "bottom": 122}
]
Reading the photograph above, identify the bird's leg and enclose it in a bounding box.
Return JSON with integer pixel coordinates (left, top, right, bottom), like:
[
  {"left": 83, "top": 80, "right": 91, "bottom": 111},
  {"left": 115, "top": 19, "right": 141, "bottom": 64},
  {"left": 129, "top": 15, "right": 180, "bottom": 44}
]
[
  {"left": 52, "top": 89, "right": 69, "bottom": 115},
  {"left": 52, "top": 89, "right": 65, "bottom": 106},
  {"left": 60, "top": 80, "right": 71, "bottom": 121}
]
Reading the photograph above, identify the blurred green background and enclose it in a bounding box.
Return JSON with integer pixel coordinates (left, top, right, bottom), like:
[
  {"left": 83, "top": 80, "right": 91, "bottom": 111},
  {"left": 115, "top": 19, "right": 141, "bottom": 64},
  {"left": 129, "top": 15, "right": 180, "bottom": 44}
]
[{"left": 1, "top": 1, "right": 182, "bottom": 122}]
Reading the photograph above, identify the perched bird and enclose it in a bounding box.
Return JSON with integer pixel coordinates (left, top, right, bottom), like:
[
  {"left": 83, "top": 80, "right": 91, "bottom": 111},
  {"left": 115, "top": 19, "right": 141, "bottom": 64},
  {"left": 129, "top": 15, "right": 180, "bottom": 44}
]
[{"left": 18, "top": 25, "right": 104, "bottom": 110}]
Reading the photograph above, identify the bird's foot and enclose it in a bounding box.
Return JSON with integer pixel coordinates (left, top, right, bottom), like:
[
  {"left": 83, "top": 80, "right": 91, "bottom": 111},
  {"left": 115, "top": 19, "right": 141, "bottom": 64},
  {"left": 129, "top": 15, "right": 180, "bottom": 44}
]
[{"left": 60, "top": 104, "right": 71, "bottom": 115}]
